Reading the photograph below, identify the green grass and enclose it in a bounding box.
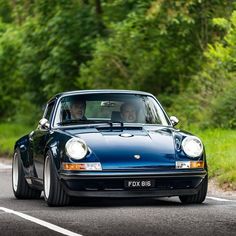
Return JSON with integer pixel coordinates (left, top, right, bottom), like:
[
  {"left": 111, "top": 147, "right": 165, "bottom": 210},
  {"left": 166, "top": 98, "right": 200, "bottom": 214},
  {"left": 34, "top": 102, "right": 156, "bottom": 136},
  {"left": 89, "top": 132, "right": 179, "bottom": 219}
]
[
  {"left": 191, "top": 128, "right": 236, "bottom": 190},
  {"left": 0, "top": 123, "right": 235, "bottom": 189},
  {"left": 0, "top": 123, "right": 32, "bottom": 157}
]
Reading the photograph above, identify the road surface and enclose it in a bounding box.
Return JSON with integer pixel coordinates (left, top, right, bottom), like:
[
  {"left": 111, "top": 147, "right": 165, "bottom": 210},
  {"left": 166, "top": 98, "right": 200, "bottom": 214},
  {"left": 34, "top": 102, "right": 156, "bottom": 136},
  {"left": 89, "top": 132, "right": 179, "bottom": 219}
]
[{"left": 0, "top": 159, "right": 235, "bottom": 236}]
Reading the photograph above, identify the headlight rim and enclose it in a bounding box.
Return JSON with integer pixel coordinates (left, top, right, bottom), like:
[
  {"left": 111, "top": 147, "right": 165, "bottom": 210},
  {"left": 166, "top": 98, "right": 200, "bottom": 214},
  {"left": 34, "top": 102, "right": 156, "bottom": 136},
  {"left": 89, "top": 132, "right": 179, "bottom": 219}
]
[
  {"left": 182, "top": 136, "right": 203, "bottom": 158},
  {"left": 65, "top": 137, "right": 88, "bottom": 160}
]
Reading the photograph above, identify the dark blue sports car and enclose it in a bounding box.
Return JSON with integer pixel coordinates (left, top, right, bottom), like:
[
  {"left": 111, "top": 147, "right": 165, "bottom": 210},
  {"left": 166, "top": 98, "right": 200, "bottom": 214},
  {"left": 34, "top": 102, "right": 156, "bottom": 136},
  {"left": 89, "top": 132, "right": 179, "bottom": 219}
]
[{"left": 12, "top": 90, "right": 208, "bottom": 206}]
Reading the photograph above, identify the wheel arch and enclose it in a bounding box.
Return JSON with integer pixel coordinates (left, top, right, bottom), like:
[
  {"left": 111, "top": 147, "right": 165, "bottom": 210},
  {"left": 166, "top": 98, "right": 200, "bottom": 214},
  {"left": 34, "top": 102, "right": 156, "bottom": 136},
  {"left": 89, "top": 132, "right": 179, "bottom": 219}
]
[{"left": 14, "top": 135, "right": 30, "bottom": 168}]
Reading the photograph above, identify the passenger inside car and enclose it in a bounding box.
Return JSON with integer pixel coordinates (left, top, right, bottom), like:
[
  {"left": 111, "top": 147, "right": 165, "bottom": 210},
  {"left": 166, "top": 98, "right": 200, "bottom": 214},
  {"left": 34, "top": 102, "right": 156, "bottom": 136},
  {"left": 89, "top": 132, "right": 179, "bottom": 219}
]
[{"left": 120, "top": 102, "right": 138, "bottom": 123}]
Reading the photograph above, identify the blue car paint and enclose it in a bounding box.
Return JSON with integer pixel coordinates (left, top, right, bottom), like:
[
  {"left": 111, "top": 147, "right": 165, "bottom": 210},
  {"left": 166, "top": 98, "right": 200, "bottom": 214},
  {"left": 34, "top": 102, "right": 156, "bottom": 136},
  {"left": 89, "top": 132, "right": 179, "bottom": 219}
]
[
  {"left": 15, "top": 124, "right": 205, "bottom": 177},
  {"left": 74, "top": 128, "right": 176, "bottom": 170}
]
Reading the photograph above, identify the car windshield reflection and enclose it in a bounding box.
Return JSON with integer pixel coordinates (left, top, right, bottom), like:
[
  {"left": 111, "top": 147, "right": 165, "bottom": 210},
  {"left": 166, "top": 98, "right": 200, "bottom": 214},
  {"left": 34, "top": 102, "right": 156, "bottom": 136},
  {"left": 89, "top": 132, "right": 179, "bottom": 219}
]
[{"left": 54, "top": 93, "right": 170, "bottom": 126}]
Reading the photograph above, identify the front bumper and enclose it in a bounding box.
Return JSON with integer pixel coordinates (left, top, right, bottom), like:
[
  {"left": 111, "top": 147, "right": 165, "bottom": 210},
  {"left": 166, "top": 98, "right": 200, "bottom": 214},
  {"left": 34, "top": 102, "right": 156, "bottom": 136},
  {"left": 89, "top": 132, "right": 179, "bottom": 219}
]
[{"left": 59, "top": 170, "right": 207, "bottom": 198}]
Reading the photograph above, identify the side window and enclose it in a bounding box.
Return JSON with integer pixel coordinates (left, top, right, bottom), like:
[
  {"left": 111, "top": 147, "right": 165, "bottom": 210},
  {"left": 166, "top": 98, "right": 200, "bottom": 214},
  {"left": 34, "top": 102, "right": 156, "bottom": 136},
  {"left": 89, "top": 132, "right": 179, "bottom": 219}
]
[{"left": 44, "top": 101, "right": 56, "bottom": 122}]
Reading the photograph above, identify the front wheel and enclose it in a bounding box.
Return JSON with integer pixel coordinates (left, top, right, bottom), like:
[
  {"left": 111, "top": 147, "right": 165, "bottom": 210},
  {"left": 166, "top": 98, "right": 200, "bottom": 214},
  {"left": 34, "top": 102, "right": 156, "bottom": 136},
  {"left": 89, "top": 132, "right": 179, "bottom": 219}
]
[
  {"left": 179, "top": 176, "right": 208, "bottom": 204},
  {"left": 43, "top": 151, "right": 70, "bottom": 206},
  {"left": 12, "top": 148, "right": 41, "bottom": 199}
]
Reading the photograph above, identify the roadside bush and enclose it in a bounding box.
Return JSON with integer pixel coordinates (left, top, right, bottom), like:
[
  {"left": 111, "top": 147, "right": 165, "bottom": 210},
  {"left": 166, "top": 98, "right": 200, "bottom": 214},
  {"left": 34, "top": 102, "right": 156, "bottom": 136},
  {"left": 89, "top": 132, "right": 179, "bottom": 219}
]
[
  {"left": 210, "top": 80, "right": 236, "bottom": 128},
  {"left": 13, "top": 93, "right": 42, "bottom": 126},
  {"left": 169, "top": 11, "right": 236, "bottom": 129}
]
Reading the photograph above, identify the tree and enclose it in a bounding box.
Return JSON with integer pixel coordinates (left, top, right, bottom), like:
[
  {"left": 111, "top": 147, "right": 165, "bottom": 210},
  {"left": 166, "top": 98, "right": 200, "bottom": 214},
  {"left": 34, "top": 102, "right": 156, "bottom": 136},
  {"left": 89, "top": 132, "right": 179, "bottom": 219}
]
[
  {"left": 0, "top": 24, "right": 23, "bottom": 120},
  {"left": 169, "top": 10, "right": 236, "bottom": 128},
  {"left": 78, "top": 0, "right": 235, "bottom": 100}
]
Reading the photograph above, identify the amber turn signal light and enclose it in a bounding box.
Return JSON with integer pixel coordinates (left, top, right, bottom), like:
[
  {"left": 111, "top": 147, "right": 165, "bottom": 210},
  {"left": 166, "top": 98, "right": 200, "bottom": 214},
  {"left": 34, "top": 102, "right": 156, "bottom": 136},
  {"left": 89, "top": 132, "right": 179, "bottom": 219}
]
[
  {"left": 190, "top": 161, "right": 204, "bottom": 168},
  {"left": 176, "top": 161, "right": 204, "bottom": 169},
  {"left": 62, "top": 162, "right": 102, "bottom": 171}
]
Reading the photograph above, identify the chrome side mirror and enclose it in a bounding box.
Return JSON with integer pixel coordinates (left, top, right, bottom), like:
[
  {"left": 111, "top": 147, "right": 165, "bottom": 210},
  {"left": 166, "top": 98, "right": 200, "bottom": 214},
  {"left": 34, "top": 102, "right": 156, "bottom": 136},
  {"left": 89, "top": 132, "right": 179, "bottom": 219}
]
[
  {"left": 39, "top": 118, "right": 50, "bottom": 129},
  {"left": 170, "top": 116, "right": 179, "bottom": 126}
]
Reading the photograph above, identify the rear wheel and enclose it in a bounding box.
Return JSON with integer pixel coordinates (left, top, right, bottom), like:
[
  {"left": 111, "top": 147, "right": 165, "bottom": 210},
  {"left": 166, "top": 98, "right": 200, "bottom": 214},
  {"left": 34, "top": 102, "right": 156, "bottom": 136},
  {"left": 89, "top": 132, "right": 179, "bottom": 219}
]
[
  {"left": 43, "top": 151, "right": 70, "bottom": 206},
  {"left": 179, "top": 176, "right": 208, "bottom": 204},
  {"left": 12, "top": 148, "right": 41, "bottom": 199}
]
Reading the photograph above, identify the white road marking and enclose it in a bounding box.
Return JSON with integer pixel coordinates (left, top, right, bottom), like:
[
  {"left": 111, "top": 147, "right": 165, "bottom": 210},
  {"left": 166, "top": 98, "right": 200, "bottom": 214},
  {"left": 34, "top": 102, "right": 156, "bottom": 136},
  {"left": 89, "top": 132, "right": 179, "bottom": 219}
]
[
  {"left": 207, "top": 196, "right": 236, "bottom": 202},
  {"left": 0, "top": 163, "right": 12, "bottom": 170},
  {"left": 0, "top": 207, "right": 83, "bottom": 236}
]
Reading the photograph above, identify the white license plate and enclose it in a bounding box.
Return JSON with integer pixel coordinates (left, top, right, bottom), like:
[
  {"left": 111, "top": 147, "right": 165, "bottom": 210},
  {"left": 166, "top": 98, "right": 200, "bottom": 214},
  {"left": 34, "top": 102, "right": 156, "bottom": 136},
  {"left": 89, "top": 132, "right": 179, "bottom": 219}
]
[{"left": 125, "top": 179, "right": 155, "bottom": 188}]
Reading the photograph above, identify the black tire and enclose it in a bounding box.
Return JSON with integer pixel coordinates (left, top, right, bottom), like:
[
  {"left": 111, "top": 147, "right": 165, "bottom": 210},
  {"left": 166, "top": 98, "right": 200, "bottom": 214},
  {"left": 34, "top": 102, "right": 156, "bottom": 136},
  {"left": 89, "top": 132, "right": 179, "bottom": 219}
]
[
  {"left": 43, "top": 151, "right": 70, "bottom": 206},
  {"left": 12, "top": 148, "right": 41, "bottom": 199},
  {"left": 179, "top": 176, "right": 208, "bottom": 204}
]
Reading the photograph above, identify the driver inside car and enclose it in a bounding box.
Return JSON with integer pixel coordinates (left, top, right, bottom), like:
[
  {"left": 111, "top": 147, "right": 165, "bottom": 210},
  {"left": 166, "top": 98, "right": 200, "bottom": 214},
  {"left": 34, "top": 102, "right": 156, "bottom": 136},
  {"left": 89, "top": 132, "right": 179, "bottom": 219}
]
[{"left": 70, "top": 99, "right": 86, "bottom": 120}]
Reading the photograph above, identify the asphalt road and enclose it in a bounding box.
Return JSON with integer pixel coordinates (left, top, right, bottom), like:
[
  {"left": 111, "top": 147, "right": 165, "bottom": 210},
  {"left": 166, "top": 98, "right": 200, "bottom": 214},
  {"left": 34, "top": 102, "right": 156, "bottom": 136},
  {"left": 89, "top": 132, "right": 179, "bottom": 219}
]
[{"left": 0, "top": 161, "right": 236, "bottom": 236}]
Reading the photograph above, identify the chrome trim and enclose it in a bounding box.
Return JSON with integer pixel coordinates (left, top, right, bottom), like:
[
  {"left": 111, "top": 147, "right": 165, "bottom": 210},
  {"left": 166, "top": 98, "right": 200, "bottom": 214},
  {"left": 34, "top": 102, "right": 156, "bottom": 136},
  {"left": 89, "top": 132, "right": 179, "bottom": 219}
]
[
  {"left": 170, "top": 116, "right": 179, "bottom": 126},
  {"left": 65, "top": 137, "right": 88, "bottom": 160},
  {"left": 39, "top": 118, "right": 50, "bottom": 130}
]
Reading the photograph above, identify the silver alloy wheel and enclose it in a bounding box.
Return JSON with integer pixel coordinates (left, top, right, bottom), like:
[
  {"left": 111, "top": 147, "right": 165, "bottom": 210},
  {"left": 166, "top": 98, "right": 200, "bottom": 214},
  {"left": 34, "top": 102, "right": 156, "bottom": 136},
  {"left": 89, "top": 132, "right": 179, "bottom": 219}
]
[
  {"left": 12, "top": 152, "right": 19, "bottom": 192},
  {"left": 44, "top": 156, "right": 51, "bottom": 199}
]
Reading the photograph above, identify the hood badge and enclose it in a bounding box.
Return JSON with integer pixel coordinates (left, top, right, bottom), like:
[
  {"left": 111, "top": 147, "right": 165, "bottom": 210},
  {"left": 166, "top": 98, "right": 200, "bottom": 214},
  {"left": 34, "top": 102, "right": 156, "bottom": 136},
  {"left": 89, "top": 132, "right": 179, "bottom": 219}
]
[
  {"left": 120, "top": 133, "right": 133, "bottom": 138},
  {"left": 134, "top": 155, "right": 141, "bottom": 160}
]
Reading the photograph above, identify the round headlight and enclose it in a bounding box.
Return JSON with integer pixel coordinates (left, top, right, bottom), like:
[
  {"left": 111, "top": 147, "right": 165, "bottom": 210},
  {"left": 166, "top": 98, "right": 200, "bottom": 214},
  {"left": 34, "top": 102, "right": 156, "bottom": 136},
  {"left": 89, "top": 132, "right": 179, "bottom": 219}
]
[
  {"left": 65, "top": 138, "right": 88, "bottom": 160},
  {"left": 182, "top": 136, "right": 203, "bottom": 158}
]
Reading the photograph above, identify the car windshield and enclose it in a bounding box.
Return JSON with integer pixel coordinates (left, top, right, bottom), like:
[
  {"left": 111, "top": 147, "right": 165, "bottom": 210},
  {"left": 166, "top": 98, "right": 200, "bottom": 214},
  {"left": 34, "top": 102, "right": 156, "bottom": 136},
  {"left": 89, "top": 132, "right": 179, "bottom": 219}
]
[{"left": 54, "top": 93, "right": 170, "bottom": 126}]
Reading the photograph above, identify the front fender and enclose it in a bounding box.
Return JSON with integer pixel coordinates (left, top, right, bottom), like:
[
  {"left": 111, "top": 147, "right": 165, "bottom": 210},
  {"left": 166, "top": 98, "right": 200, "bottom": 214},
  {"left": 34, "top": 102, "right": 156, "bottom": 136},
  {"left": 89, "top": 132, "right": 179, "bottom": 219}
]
[
  {"left": 14, "top": 135, "right": 31, "bottom": 168},
  {"left": 43, "top": 130, "right": 100, "bottom": 172},
  {"left": 44, "top": 131, "right": 72, "bottom": 171}
]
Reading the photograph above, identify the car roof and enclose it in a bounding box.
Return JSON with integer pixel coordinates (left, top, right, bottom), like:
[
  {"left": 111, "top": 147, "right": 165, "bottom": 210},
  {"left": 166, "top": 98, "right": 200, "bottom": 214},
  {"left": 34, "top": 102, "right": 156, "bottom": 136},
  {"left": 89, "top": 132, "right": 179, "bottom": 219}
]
[{"left": 48, "top": 89, "right": 154, "bottom": 103}]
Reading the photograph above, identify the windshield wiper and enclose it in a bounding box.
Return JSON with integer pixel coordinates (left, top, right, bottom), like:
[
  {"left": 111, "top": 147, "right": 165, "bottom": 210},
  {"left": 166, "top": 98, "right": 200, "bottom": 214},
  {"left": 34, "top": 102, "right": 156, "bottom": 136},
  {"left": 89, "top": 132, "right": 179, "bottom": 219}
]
[
  {"left": 58, "top": 120, "right": 92, "bottom": 125},
  {"left": 58, "top": 121, "right": 159, "bottom": 130},
  {"left": 58, "top": 119, "right": 124, "bottom": 126}
]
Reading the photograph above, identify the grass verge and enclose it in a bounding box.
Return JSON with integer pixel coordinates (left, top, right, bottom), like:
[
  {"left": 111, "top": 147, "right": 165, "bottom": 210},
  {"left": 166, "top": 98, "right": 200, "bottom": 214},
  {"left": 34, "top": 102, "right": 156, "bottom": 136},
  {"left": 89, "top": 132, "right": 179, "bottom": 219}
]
[
  {"left": 191, "top": 128, "right": 236, "bottom": 190},
  {"left": 0, "top": 123, "right": 32, "bottom": 157}
]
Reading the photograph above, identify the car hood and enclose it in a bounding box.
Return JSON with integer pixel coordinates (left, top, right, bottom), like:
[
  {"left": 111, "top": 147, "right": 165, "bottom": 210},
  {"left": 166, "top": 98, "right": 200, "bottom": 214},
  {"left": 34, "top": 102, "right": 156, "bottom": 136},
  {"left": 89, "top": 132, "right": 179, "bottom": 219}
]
[{"left": 63, "top": 126, "right": 177, "bottom": 171}]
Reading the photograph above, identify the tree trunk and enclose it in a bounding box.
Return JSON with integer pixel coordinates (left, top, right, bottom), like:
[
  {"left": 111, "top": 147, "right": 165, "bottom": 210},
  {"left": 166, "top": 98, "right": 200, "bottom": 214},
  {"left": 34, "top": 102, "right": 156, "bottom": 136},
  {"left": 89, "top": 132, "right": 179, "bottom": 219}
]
[{"left": 95, "top": 0, "right": 102, "bottom": 15}]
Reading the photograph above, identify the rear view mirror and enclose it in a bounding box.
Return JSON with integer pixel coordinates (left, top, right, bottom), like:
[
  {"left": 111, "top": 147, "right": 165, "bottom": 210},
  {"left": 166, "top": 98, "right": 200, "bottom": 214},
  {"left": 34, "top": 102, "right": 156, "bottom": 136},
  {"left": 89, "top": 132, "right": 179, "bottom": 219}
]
[
  {"left": 39, "top": 118, "right": 50, "bottom": 129},
  {"left": 170, "top": 116, "right": 179, "bottom": 126},
  {"left": 100, "top": 101, "right": 119, "bottom": 107}
]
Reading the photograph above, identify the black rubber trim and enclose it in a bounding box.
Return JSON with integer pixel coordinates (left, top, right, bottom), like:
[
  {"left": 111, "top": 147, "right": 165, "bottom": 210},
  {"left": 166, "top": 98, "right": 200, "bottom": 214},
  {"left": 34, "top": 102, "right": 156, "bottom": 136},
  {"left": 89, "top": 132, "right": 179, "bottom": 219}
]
[
  {"left": 60, "top": 170, "right": 207, "bottom": 180},
  {"left": 62, "top": 186, "right": 200, "bottom": 198}
]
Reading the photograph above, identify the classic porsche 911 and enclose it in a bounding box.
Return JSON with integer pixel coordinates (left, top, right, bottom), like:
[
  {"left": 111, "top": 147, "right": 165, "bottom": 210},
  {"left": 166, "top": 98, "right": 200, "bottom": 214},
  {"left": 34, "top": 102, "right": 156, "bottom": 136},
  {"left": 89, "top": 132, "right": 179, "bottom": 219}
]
[{"left": 12, "top": 90, "right": 208, "bottom": 206}]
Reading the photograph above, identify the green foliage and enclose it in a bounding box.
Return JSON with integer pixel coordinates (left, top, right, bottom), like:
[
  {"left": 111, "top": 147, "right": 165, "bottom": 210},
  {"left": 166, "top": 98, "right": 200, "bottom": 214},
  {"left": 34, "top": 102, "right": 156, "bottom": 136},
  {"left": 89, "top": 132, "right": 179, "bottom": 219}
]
[
  {"left": 0, "top": 24, "right": 23, "bottom": 120},
  {"left": 0, "top": 0, "right": 12, "bottom": 23},
  {"left": 13, "top": 93, "right": 42, "bottom": 126},
  {"left": 171, "top": 10, "right": 236, "bottom": 128},
  {"left": 0, "top": 0, "right": 235, "bottom": 128},
  {"left": 0, "top": 1, "right": 102, "bottom": 122},
  {"left": 79, "top": 0, "right": 235, "bottom": 97},
  {"left": 17, "top": 1, "right": 100, "bottom": 101},
  {"left": 0, "top": 123, "right": 32, "bottom": 156},
  {"left": 211, "top": 81, "right": 236, "bottom": 128}
]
